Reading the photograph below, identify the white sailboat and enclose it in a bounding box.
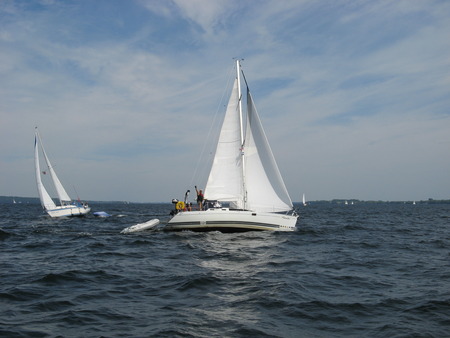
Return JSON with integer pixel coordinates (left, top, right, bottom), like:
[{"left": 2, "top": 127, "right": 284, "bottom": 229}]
[
  {"left": 34, "top": 128, "right": 90, "bottom": 217},
  {"left": 302, "top": 193, "right": 307, "bottom": 206},
  {"left": 165, "top": 60, "right": 298, "bottom": 232}
]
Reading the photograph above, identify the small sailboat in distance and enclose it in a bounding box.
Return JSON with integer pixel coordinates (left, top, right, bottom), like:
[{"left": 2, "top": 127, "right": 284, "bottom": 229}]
[
  {"left": 302, "top": 193, "right": 307, "bottom": 206},
  {"left": 34, "top": 127, "right": 90, "bottom": 217}
]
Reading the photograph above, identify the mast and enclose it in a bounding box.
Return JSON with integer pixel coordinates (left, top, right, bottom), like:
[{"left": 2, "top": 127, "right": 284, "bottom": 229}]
[{"left": 236, "top": 59, "right": 247, "bottom": 209}]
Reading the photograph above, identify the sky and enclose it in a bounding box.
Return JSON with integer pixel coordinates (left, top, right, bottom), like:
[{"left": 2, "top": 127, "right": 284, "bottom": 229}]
[{"left": 1, "top": 0, "right": 449, "bottom": 203}]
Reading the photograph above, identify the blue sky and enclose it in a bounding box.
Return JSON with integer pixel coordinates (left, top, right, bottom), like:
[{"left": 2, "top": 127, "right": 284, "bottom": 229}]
[{"left": 1, "top": 0, "right": 449, "bottom": 202}]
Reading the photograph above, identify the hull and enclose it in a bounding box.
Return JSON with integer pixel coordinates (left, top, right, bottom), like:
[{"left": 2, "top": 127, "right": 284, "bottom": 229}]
[
  {"left": 46, "top": 205, "right": 91, "bottom": 218},
  {"left": 165, "top": 208, "right": 297, "bottom": 232}
]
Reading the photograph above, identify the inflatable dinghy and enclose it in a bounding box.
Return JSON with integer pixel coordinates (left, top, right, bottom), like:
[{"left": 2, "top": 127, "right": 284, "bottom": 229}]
[{"left": 121, "top": 219, "right": 160, "bottom": 234}]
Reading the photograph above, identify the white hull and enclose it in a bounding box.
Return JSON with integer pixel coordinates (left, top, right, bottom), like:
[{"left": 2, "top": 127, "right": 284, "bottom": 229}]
[
  {"left": 121, "top": 219, "right": 160, "bottom": 234},
  {"left": 46, "top": 205, "right": 91, "bottom": 218},
  {"left": 166, "top": 208, "right": 297, "bottom": 232}
]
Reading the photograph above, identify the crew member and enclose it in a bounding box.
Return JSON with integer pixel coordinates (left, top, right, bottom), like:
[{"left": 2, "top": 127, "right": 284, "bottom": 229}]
[{"left": 195, "top": 186, "right": 204, "bottom": 210}]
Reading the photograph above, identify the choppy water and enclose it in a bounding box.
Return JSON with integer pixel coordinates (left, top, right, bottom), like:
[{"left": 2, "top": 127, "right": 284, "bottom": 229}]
[{"left": 1, "top": 202, "right": 449, "bottom": 337}]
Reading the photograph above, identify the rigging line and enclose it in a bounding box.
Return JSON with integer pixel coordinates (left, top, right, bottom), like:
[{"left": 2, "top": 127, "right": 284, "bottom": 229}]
[{"left": 189, "top": 63, "right": 236, "bottom": 188}]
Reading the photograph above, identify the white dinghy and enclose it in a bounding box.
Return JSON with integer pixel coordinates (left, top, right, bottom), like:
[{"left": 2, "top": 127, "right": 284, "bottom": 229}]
[
  {"left": 34, "top": 127, "right": 90, "bottom": 217},
  {"left": 121, "top": 219, "right": 160, "bottom": 234},
  {"left": 165, "top": 60, "right": 298, "bottom": 232}
]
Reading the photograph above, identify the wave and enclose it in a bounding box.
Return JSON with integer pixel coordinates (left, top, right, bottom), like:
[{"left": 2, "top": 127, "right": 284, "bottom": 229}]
[{"left": 0, "top": 228, "right": 12, "bottom": 240}]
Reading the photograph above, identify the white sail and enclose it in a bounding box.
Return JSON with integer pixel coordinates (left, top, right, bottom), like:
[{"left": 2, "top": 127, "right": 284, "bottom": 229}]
[
  {"left": 205, "top": 78, "right": 244, "bottom": 208},
  {"left": 34, "top": 133, "right": 57, "bottom": 210},
  {"left": 205, "top": 61, "right": 293, "bottom": 213},
  {"left": 36, "top": 129, "right": 72, "bottom": 204},
  {"left": 244, "top": 90, "right": 293, "bottom": 212}
]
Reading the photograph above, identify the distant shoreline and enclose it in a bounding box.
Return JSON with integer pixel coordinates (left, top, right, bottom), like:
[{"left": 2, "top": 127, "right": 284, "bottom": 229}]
[{"left": 2, "top": 196, "right": 449, "bottom": 205}]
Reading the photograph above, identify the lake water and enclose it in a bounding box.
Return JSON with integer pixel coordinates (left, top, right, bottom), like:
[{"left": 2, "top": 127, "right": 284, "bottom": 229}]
[{"left": 1, "top": 202, "right": 449, "bottom": 337}]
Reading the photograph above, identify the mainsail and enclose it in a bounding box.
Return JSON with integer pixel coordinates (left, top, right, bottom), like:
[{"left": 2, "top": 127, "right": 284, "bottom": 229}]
[
  {"left": 205, "top": 61, "right": 293, "bottom": 213},
  {"left": 204, "top": 78, "right": 244, "bottom": 208}
]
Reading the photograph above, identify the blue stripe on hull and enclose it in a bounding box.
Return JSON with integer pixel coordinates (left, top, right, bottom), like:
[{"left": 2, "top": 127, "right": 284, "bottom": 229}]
[{"left": 165, "top": 221, "right": 280, "bottom": 232}]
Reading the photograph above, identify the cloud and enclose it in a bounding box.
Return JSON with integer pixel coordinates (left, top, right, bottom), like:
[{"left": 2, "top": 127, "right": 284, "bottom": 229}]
[{"left": 1, "top": 0, "right": 449, "bottom": 202}]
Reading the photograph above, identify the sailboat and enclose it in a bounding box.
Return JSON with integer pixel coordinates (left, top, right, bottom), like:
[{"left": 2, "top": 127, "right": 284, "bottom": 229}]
[
  {"left": 302, "top": 193, "right": 307, "bottom": 206},
  {"left": 165, "top": 60, "right": 298, "bottom": 232},
  {"left": 34, "top": 128, "right": 90, "bottom": 217}
]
